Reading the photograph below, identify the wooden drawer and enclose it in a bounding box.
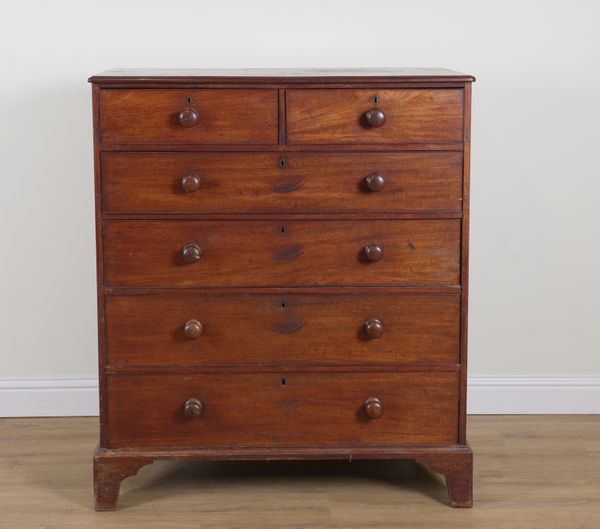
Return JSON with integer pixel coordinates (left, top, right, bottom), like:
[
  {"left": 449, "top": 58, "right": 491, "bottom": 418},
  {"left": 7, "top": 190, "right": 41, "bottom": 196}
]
[
  {"left": 105, "top": 290, "right": 460, "bottom": 367},
  {"left": 107, "top": 371, "right": 459, "bottom": 448},
  {"left": 104, "top": 220, "right": 460, "bottom": 287},
  {"left": 287, "top": 89, "right": 463, "bottom": 144},
  {"left": 102, "top": 152, "right": 463, "bottom": 214},
  {"left": 100, "top": 89, "right": 278, "bottom": 145}
]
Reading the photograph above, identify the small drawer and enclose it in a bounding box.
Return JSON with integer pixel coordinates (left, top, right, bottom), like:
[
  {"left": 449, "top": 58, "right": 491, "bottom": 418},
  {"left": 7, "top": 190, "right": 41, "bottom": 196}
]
[
  {"left": 101, "top": 152, "right": 463, "bottom": 214},
  {"left": 287, "top": 89, "right": 463, "bottom": 144},
  {"left": 103, "top": 219, "right": 461, "bottom": 287},
  {"left": 106, "top": 371, "right": 459, "bottom": 448},
  {"left": 105, "top": 290, "right": 460, "bottom": 367},
  {"left": 100, "top": 89, "right": 278, "bottom": 145}
]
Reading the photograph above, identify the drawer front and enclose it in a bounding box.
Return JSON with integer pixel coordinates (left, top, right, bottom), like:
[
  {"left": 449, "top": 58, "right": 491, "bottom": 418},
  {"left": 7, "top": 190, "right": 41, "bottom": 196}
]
[
  {"left": 107, "top": 372, "right": 459, "bottom": 448},
  {"left": 287, "top": 89, "right": 463, "bottom": 144},
  {"left": 100, "top": 89, "right": 278, "bottom": 145},
  {"left": 105, "top": 291, "right": 460, "bottom": 367},
  {"left": 102, "top": 152, "right": 463, "bottom": 214},
  {"left": 104, "top": 220, "right": 460, "bottom": 287}
]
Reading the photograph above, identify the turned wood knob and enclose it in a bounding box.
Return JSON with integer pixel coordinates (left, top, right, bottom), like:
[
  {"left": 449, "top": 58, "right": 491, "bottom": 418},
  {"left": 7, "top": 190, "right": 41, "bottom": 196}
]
[
  {"left": 364, "top": 108, "right": 386, "bottom": 127},
  {"left": 181, "top": 174, "right": 202, "bottom": 193},
  {"left": 178, "top": 107, "right": 200, "bottom": 127},
  {"left": 364, "top": 318, "right": 384, "bottom": 338},
  {"left": 182, "top": 243, "right": 202, "bottom": 263},
  {"left": 363, "top": 243, "right": 384, "bottom": 262},
  {"left": 183, "top": 319, "right": 203, "bottom": 339},
  {"left": 364, "top": 396, "right": 384, "bottom": 418},
  {"left": 365, "top": 173, "right": 385, "bottom": 192},
  {"left": 184, "top": 398, "right": 203, "bottom": 419}
]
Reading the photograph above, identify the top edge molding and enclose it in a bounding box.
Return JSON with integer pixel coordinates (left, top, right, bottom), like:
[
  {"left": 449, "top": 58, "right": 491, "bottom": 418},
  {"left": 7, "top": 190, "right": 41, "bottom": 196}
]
[{"left": 89, "top": 68, "right": 476, "bottom": 84}]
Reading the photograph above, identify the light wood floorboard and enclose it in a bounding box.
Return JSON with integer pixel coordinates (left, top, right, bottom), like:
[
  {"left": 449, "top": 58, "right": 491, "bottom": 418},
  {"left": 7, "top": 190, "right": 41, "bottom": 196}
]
[{"left": 0, "top": 416, "right": 599, "bottom": 528}]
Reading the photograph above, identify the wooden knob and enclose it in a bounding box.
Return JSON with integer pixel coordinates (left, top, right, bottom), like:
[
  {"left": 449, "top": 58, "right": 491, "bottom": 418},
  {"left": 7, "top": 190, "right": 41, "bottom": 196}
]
[
  {"left": 178, "top": 107, "right": 199, "bottom": 127},
  {"left": 364, "top": 397, "right": 384, "bottom": 419},
  {"left": 183, "top": 319, "right": 203, "bottom": 339},
  {"left": 181, "top": 174, "right": 202, "bottom": 193},
  {"left": 182, "top": 243, "right": 202, "bottom": 263},
  {"left": 363, "top": 243, "right": 384, "bottom": 262},
  {"left": 184, "top": 398, "right": 203, "bottom": 419},
  {"left": 364, "top": 108, "right": 386, "bottom": 127},
  {"left": 365, "top": 173, "right": 385, "bottom": 192},
  {"left": 364, "top": 318, "right": 384, "bottom": 338}
]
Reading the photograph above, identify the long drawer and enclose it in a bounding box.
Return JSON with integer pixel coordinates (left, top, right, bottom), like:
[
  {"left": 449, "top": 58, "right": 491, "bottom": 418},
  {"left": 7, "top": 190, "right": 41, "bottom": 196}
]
[
  {"left": 287, "top": 89, "right": 464, "bottom": 144},
  {"left": 105, "top": 290, "right": 460, "bottom": 367},
  {"left": 101, "top": 152, "right": 463, "bottom": 214},
  {"left": 103, "top": 219, "right": 461, "bottom": 287},
  {"left": 107, "top": 371, "right": 459, "bottom": 448}
]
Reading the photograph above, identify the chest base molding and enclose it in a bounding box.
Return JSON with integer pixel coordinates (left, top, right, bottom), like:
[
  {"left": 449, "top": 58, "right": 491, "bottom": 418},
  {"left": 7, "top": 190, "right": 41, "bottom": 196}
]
[{"left": 93, "top": 444, "right": 473, "bottom": 510}]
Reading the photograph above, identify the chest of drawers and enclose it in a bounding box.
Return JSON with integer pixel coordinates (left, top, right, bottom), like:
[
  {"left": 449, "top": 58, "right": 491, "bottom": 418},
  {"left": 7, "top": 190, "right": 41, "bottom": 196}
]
[{"left": 90, "top": 68, "right": 475, "bottom": 510}]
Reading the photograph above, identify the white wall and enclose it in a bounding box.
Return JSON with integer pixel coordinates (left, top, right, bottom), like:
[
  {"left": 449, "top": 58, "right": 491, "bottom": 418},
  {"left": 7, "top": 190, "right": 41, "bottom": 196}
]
[{"left": 1, "top": 0, "right": 599, "bottom": 413}]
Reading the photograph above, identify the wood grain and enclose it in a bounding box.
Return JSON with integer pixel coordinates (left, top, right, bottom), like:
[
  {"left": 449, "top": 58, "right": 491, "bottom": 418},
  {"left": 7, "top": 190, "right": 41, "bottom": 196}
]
[
  {"left": 287, "top": 89, "right": 463, "bottom": 144},
  {"left": 106, "top": 371, "right": 459, "bottom": 448},
  {"left": 103, "top": 219, "right": 461, "bottom": 287},
  {"left": 101, "top": 89, "right": 278, "bottom": 145},
  {"left": 104, "top": 289, "right": 460, "bottom": 367},
  {"left": 101, "top": 152, "right": 463, "bottom": 214}
]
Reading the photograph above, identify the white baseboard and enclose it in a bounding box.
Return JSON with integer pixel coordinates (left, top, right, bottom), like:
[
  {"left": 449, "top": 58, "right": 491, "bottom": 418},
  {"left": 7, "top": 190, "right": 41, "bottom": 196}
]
[
  {"left": 467, "top": 376, "right": 600, "bottom": 414},
  {"left": 1, "top": 376, "right": 599, "bottom": 417},
  {"left": 0, "top": 378, "right": 99, "bottom": 417}
]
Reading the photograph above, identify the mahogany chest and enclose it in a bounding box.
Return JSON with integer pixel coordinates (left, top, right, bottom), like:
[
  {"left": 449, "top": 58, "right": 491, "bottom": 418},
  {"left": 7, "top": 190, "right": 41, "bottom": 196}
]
[{"left": 89, "top": 68, "right": 475, "bottom": 510}]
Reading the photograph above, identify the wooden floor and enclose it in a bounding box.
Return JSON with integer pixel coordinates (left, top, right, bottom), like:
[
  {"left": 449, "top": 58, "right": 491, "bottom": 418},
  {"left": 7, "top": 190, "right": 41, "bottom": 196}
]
[{"left": 1, "top": 416, "right": 599, "bottom": 528}]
